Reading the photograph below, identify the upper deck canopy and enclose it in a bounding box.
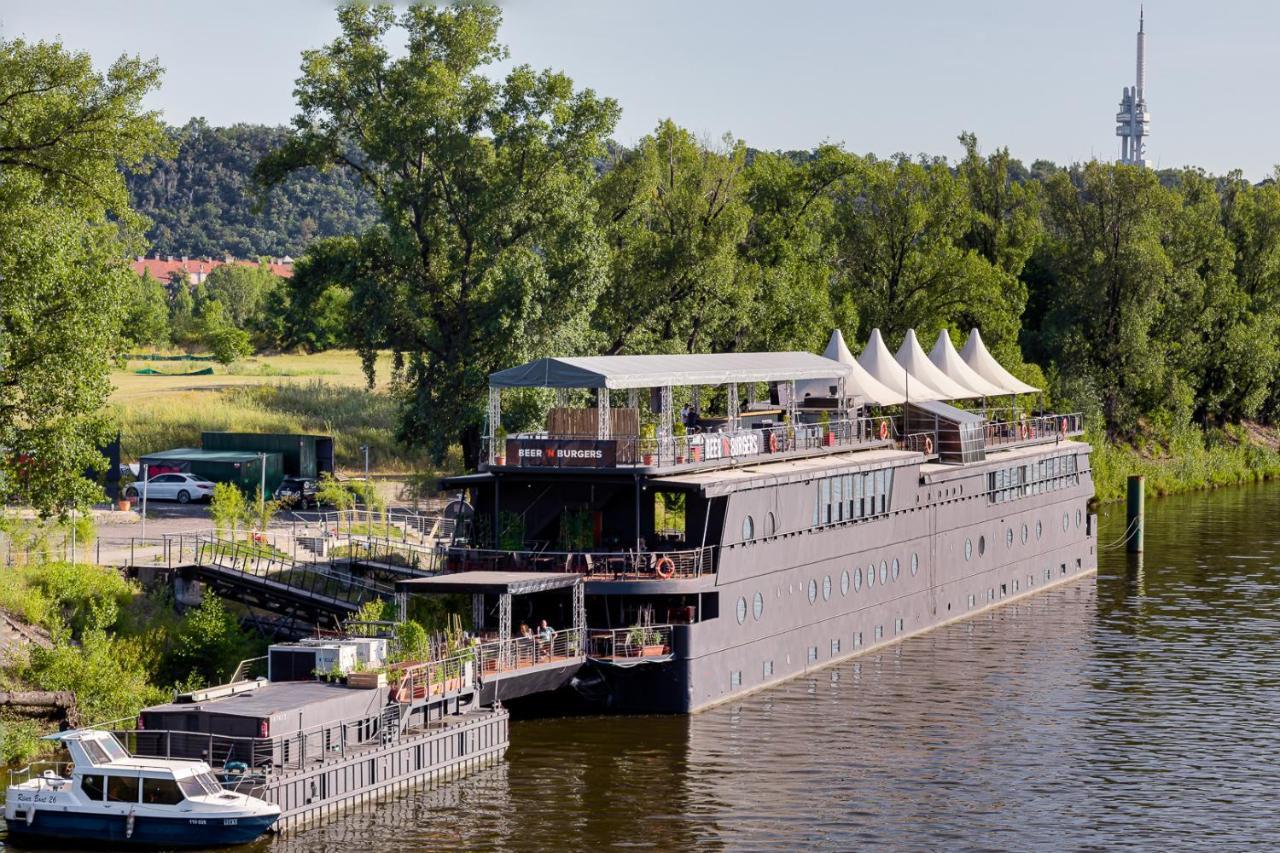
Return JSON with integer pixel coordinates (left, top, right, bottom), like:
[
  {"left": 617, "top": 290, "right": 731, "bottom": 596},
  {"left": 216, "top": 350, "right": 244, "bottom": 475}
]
[
  {"left": 489, "top": 352, "right": 853, "bottom": 390},
  {"left": 960, "top": 328, "right": 1040, "bottom": 394}
]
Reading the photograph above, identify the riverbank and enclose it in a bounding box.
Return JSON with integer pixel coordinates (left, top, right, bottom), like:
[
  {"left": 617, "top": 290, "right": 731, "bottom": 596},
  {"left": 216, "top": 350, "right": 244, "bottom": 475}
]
[{"left": 1090, "top": 422, "right": 1280, "bottom": 503}]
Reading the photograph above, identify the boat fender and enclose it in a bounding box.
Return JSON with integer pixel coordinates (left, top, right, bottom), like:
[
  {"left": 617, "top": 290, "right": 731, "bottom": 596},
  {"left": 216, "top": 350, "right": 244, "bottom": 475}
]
[
  {"left": 25, "top": 804, "right": 35, "bottom": 826},
  {"left": 923, "top": 436, "right": 933, "bottom": 455},
  {"left": 878, "top": 420, "right": 889, "bottom": 440},
  {"left": 768, "top": 432, "right": 778, "bottom": 453},
  {"left": 655, "top": 556, "right": 675, "bottom": 579},
  {"left": 126, "top": 807, "right": 136, "bottom": 839}
]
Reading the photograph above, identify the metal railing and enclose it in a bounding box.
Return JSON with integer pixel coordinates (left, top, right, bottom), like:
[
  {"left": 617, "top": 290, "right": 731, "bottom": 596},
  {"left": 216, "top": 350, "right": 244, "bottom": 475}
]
[
  {"left": 8, "top": 761, "right": 72, "bottom": 790},
  {"left": 473, "top": 627, "right": 584, "bottom": 675},
  {"left": 229, "top": 656, "right": 268, "bottom": 684},
  {"left": 196, "top": 537, "right": 392, "bottom": 608},
  {"left": 982, "top": 412, "right": 1085, "bottom": 449},
  {"left": 486, "top": 414, "right": 897, "bottom": 470},
  {"left": 443, "top": 544, "right": 714, "bottom": 579},
  {"left": 587, "top": 625, "right": 673, "bottom": 660},
  {"left": 387, "top": 655, "right": 475, "bottom": 705}
]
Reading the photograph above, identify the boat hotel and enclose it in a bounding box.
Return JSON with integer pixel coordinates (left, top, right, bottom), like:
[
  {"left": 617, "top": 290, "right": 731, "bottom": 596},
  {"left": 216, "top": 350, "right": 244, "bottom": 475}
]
[{"left": 425, "top": 328, "right": 1096, "bottom": 713}]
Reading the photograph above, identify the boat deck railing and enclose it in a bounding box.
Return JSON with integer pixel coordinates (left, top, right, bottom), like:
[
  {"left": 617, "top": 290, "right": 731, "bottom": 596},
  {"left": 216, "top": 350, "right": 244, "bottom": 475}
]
[
  {"left": 472, "top": 627, "right": 584, "bottom": 675},
  {"left": 587, "top": 625, "right": 674, "bottom": 661},
  {"left": 8, "top": 762, "right": 72, "bottom": 789},
  {"left": 983, "top": 412, "right": 1085, "bottom": 449},
  {"left": 443, "top": 544, "right": 714, "bottom": 579}
]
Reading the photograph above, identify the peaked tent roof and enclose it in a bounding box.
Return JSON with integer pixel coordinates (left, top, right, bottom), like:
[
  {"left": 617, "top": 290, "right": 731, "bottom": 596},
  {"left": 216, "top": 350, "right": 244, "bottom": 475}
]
[
  {"left": 488, "top": 352, "right": 852, "bottom": 390},
  {"left": 796, "top": 330, "right": 905, "bottom": 406},
  {"left": 857, "top": 329, "right": 944, "bottom": 402},
  {"left": 928, "top": 330, "right": 1006, "bottom": 398},
  {"left": 894, "top": 329, "right": 982, "bottom": 400},
  {"left": 959, "top": 329, "right": 1040, "bottom": 394}
]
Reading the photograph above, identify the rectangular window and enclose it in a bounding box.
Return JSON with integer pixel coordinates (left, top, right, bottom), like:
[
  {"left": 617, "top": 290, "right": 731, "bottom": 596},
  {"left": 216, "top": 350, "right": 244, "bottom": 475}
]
[
  {"left": 844, "top": 475, "right": 855, "bottom": 518},
  {"left": 831, "top": 639, "right": 841, "bottom": 656},
  {"left": 1076, "top": 558, "right": 1082, "bottom": 570},
  {"left": 1061, "top": 563, "right": 1067, "bottom": 575},
  {"left": 833, "top": 476, "right": 843, "bottom": 522},
  {"left": 142, "top": 777, "right": 184, "bottom": 805},
  {"left": 1013, "top": 579, "right": 1019, "bottom": 592},
  {"left": 884, "top": 468, "right": 894, "bottom": 510},
  {"left": 967, "top": 594, "right": 976, "bottom": 608},
  {"left": 853, "top": 632, "right": 862, "bottom": 648},
  {"left": 894, "top": 617, "right": 904, "bottom": 634},
  {"left": 1045, "top": 568, "right": 1052, "bottom": 581},
  {"left": 807, "top": 646, "right": 818, "bottom": 663},
  {"left": 874, "top": 625, "right": 884, "bottom": 641},
  {"left": 988, "top": 588, "right": 995, "bottom": 601},
  {"left": 822, "top": 478, "right": 832, "bottom": 524},
  {"left": 855, "top": 475, "right": 864, "bottom": 518},
  {"left": 1000, "top": 583, "right": 1007, "bottom": 597},
  {"left": 80, "top": 774, "right": 106, "bottom": 800},
  {"left": 763, "top": 660, "right": 773, "bottom": 677},
  {"left": 730, "top": 670, "right": 742, "bottom": 688},
  {"left": 107, "top": 775, "right": 140, "bottom": 803},
  {"left": 878, "top": 470, "right": 888, "bottom": 514}
]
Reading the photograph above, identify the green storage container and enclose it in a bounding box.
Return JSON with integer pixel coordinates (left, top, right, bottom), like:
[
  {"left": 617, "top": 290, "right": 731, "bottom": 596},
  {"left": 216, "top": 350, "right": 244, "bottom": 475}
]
[{"left": 201, "top": 432, "right": 334, "bottom": 478}]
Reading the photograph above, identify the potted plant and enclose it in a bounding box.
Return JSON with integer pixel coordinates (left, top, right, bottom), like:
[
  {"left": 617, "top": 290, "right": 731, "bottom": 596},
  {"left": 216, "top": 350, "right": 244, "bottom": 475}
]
[
  {"left": 819, "top": 410, "right": 835, "bottom": 446},
  {"left": 493, "top": 424, "right": 508, "bottom": 466},
  {"left": 640, "top": 423, "right": 656, "bottom": 465}
]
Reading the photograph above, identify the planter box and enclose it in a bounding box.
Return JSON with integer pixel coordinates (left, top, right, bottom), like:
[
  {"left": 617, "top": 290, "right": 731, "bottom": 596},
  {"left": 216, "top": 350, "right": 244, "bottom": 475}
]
[
  {"left": 640, "top": 644, "right": 666, "bottom": 657},
  {"left": 346, "top": 670, "right": 387, "bottom": 689},
  {"left": 117, "top": 499, "right": 132, "bottom": 511},
  {"left": 823, "top": 432, "right": 836, "bottom": 447}
]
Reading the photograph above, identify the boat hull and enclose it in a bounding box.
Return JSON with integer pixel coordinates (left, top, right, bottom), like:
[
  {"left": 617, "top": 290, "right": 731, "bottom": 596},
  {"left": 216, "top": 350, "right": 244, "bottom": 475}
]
[{"left": 5, "top": 810, "right": 277, "bottom": 848}]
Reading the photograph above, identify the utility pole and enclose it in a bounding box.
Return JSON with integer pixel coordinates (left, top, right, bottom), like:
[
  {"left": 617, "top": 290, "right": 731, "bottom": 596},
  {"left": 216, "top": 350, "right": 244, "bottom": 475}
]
[
  {"left": 258, "top": 452, "right": 267, "bottom": 528},
  {"left": 140, "top": 462, "right": 149, "bottom": 540}
]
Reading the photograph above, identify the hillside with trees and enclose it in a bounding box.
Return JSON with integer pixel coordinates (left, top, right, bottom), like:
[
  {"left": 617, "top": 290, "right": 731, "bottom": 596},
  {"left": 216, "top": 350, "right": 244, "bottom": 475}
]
[{"left": 125, "top": 119, "right": 379, "bottom": 258}]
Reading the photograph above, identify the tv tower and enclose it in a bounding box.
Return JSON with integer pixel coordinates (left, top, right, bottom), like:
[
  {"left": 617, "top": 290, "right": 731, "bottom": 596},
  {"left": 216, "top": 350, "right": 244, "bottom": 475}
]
[{"left": 1115, "top": 7, "right": 1150, "bottom": 166}]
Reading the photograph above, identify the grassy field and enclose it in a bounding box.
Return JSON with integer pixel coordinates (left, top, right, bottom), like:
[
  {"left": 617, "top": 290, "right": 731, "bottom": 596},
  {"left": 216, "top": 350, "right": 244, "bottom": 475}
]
[{"left": 109, "top": 351, "right": 456, "bottom": 474}]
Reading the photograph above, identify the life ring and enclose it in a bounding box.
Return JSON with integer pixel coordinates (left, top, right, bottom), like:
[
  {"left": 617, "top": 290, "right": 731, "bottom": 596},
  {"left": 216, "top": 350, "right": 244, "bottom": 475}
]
[
  {"left": 1060, "top": 417, "right": 1068, "bottom": 437},
  {"left": 1020, "top": 423, "right": 1030, "bottom": 440},
  {"left": 878, "top": 420, "right": 889, "bottom": 440},
  {"left": 655, "top": 556, "right": 675, "bottom": 579},
  {"left": 768, "top": 431, "right": 779, "bottom": 453},
  {"left": 923, "top": 436, "right": 933, "bottom": 455}
]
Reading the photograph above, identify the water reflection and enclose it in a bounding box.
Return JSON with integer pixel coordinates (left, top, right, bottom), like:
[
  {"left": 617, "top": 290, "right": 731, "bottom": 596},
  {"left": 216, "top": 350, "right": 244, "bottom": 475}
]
[{"left": 282, "top": 485, "right": 1280, "bottom": 847}]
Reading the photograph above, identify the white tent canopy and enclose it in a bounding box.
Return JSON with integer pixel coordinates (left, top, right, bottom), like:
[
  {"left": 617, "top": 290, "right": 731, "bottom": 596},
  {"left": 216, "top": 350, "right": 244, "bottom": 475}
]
[
  {"left": 797, "top": 329, "right": 905, "bottom": 407},
  {"left": 488, "top": 351, "right": 853, "bottom": 390},
  {"left": 858, "top": 328, "right": 944, "bottom": 402},
  {"left": 928, "top": 330, "right": 1006, "bottom": 398},
  {"left": 960, "top": 328, "right": 1040, "bottom": 394},
  {"left": 894, "top": 329, "right": 982, "bottom": 400}
]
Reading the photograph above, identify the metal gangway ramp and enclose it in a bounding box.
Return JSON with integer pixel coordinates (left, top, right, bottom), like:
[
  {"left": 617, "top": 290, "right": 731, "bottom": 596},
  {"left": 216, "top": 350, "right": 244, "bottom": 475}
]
[{"left": 194, "top": 537, "right": 393, "bottom": 630}]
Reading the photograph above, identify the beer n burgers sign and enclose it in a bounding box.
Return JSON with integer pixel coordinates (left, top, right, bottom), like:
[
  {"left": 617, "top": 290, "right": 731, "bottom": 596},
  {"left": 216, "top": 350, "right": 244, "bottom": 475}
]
[{"left": 507, "top": 438, "right": 617, "bottom": 468}]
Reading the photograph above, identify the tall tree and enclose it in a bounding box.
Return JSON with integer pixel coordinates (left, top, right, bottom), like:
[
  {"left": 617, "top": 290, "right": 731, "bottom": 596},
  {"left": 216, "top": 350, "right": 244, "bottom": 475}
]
[
  {"left": 121, "top": 271, "right": 171, "bottom": 348},
  {"left": 259, "top": 3, "right": 619, "bottom": 465},
  {"left": 592, "top": 121, "right": 751, "bottom": 355},
  {"left": 0, "top": 37, "right": 169, "bottom": 513}
]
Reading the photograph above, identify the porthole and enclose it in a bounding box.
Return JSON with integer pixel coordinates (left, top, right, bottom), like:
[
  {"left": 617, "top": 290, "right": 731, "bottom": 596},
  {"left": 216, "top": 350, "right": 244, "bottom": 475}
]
[
  {"left": 808, "top": 578, "right": 818, "bottom": 604},
  {"left": 841, "top": 570, "right": 850, "bottom": 596},
  {"left": 1076, "top": 509, "right": 1083, "bottom": 528},
  {"left": 1036, "top": 520, "right": 1043, "bottom": 540},
  {"left": 978, "top": 535, "right": 986, "bottom": 556},
  {"left": 854, "top": 567, "right": 863, "bottom": 591},
  {"left": 1006, "top": 527, "right": 1014, "bottom": 548},
  {"left": 822, "top": 575, "right": 832, "bottom": 601},
  {"left": 964, "top": 538, "right": 973, "bottom": 561},
  {"left": 765, "top": 511, "right": 776, "bottom": 537},
  {"left": 866, "top": 564, "right": 875, "bottom": 588},
  {"left": 742, "top": 515, "right": 755, "bottom": 542},
  {"left": 911, "top": 553, "right": 919, "bottom": 576},
  {"left": 736, "top": 596, "right": 747, "bottom": 624},
  {"left": 892, "top": 558, "right": 900, "bottom": 580},
  {"left": 1021, "top": 523, "right": 1029, "bottom": 545},
  {"left": 879, "top": 561, "right": 888, "bottom": 583},
  {"left": 1062, "top": 512, "right": 1069, "bottom": 532},
  {"left": 753, "top": 591, "right": 764, "bottom": 621}
]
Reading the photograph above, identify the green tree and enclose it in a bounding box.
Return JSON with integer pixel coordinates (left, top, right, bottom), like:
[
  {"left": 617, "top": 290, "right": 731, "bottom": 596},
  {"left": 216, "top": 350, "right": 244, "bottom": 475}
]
[
  {"left": 164, "top": 595, "right": 259, "bottom": 687},
  {"left": 168, "top": 282, "right": 197, "bottom": 344},
  {"left": 210, "top": 482, "right": 247, "bottom": 538},
  {"left": 0, "top": 36, "right": 170, "bottom": 514},
  {"left": 205, "top": 323, "right": 253, "bottom": 364},
  {"left": 203, "top": 262, "right": 278, "bottom": 328},
  {"left": 592, "top": 120, "right": 751, "bottom": 354},
  {"left": 280, "top": 237, "right": 359, "bottom": 351},
  {"left": 258, "top": 3, "right": 619, "bottom": 466},
  {"left": 121, "top": 271, "right": 171, "bottom": 348},
  {"left": 827, "top": 155, "right": 1015, "bottom": 347}
]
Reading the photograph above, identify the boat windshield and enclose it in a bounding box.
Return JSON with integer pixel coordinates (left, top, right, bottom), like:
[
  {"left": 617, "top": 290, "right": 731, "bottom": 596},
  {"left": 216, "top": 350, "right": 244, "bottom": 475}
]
[
  {"left": 98, "top": 737, "right": 129, "bottom": 763},
  {"left": 178, "top": 772, "right": 224, "bottom": 797}
]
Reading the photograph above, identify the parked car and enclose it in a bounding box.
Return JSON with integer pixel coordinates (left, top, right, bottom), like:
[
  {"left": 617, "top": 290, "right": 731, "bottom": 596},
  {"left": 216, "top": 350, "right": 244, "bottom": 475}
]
[
  {"left": 274, "top": 476, "right": 319, "bottom": 509},
  {"left": 123, "top": 473, "right": 215, "bottom": 504}
]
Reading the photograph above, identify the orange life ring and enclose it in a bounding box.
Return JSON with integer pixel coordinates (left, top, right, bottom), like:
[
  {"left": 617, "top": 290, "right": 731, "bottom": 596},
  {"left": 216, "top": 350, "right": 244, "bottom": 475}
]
[
  {"left": 1020, "top": 423, "right": 1030, "bottom": 440},
  {"left": 1060, "top": 417, "right": 1068, "bottom": 436},
  {"left": 654, "top": 556, "right": 675, "bottom": 579},
  {"left": 923, "top": 436, "right": 933, "bottom": 455},
  {"left": 768, "top": 431, "right": 779, "bottom": 453},
  {"left": 878, "top": 420, "right": 889, "bottom": 440}
]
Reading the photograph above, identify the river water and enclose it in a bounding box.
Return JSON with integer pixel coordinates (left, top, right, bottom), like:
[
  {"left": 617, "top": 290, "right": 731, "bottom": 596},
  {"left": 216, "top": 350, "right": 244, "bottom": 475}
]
[{"left": 260, "top": 481, "right": 1280, "bottom": 851}]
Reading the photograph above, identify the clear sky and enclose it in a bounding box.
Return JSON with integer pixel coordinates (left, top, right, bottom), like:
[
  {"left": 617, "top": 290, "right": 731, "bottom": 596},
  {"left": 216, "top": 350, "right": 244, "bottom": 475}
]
[{"left": 3, "top": 0, "right": 1276, "bottom": 178}]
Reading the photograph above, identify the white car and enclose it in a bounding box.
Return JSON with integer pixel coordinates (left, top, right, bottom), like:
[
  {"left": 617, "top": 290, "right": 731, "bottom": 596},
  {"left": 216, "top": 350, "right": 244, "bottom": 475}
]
[{"left": 124, "top": 473, "right": 215, "bottom": 504}]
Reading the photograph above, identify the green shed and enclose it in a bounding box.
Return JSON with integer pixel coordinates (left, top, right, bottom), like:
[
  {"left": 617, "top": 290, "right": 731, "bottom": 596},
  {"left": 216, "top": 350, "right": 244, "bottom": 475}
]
[
  {"left": 201, "top": 432, "right": 334, "bottom": 479},
  {"left": 138, "top": 448, "right": 285, "bottom": 494}
]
